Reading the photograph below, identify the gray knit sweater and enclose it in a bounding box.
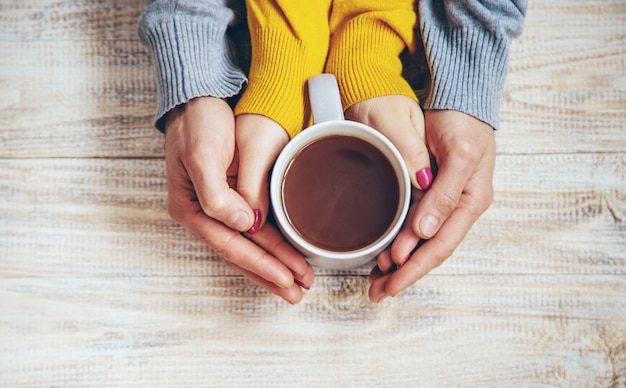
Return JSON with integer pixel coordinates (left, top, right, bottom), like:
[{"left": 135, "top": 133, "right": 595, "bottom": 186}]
[{"left": 138, "top": 0, "right": 527, "bottom": 131}]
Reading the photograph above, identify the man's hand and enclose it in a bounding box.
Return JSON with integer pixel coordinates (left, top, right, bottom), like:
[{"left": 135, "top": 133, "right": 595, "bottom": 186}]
[
  {"left": 369, "top": 110, "right": 495, "bottom": 302},
  {"left": 164, "top": 97, "right": 313, "bottom": 303}
]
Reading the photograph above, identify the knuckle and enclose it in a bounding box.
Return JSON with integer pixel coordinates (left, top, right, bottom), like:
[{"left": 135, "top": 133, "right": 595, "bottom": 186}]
[
  {"left": 200, "top": 194, "right": 228, "bottom": 218},
  {"left": 215, "top": 231, "right": 239, "bottom": 258},
  {"left": 450, "top": 139, "right": 481, "bottom": 166},
  {"left": 201, "top": 226, "right": 240, "bottom": 262},
  {"left": 436, "top": 190, "right": 458, "bottom": 215},
  {"left": 466, "top": 186, "right": 494, "bottom": 218},
  {"left": 235, "top": 184, "right": 258, "bottom": 203}
]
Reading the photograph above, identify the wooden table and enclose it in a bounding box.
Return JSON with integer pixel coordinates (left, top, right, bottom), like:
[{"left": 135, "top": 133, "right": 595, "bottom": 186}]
[{"left": 1, "top": 1, "right": 625, "bottom": 386}]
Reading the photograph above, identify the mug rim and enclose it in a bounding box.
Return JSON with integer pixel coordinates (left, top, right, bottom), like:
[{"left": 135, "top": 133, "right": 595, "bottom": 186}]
[{"left": 270, "top": 119, "right": 411, "bottom": 262}]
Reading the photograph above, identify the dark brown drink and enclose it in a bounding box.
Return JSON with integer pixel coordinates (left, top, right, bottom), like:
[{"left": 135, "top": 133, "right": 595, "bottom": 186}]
[{"left": 282, "top": 135, "right": 400, "bottom": 252}]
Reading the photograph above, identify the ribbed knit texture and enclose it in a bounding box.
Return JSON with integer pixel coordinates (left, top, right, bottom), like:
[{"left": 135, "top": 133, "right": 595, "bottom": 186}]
[
  {"left": 326, "top": 13, "right": 418, "bottom": 111},
  {"left": 421, "top": 26, "right": 509, "bottom": 129},
  {"left": 418, "top": 0, "right": 528, "bottom": 130},
  {"left": 138, "top": 0, "right": 247, "bottom": 132},
  {"left": 138, "top": 0, "right": 528, "bottom": 134},
  {"left": 235, "top": 0, "right": 416, "bottom": 138},
  {"left": 234, "top": 1, "right": 331, "bottom": 138}
]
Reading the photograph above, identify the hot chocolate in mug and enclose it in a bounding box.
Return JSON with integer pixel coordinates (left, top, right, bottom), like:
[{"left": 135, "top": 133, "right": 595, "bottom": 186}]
[{"left": 270, "top": 74, "right": 411, "bottom": 269}]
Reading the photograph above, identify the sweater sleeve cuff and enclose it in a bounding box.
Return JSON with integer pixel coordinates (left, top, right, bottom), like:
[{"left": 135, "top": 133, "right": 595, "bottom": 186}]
[
  {"left": 421, "top": 24, "right": 511, "bottom": 130},
  {"left": 138, "top": 14, "right": 247, "bottom": 132},
  {"left": 234, "top": 28, "right": 328, "bottom": 138},
  {"left": 326, "top": 17, "right": 418, "bottom": 110}
]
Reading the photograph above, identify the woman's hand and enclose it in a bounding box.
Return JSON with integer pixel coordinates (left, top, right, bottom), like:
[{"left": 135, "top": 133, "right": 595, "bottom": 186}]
[
  {"left": 368, "top": 110, "right": 495, "bottom": 302},
  {"left": 164, "top": 97, "right": 313, "bottom": 303},
  {"left": 345, "top": 95, "right": 433, "bottom": 191}
]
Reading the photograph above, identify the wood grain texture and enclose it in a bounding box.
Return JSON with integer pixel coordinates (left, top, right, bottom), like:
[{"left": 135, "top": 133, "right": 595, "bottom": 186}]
[
  {"left": 0, "top": 39, "right": 162, "bottom": 158},
  {"left": 1, "top": 0, "right": 625, "bottom": 386},
  {"left": 1, "top": 275, "right": 625, "bottom": 387},
  {"left": 0, "top": 0, "right": 144, "bottom": 41},
  {"left": 1, "top": 155, "right": 624, "bottom": 278},
  {"left": 499, "top": 1, "right": 626, "bottom": 154},
  {"left": 1, "top": 1, "right": 625, "bottom": 157}
]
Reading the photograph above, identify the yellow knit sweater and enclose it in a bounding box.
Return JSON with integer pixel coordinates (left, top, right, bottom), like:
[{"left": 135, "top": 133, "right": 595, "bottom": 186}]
[{"left": 234, "top": 0, "right": 418, "bottom": 138}]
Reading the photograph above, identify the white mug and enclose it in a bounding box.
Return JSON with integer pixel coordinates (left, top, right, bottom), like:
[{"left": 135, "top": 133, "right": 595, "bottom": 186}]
[{"left": 270, "top": 74, "right": 411, "bottom": 269}]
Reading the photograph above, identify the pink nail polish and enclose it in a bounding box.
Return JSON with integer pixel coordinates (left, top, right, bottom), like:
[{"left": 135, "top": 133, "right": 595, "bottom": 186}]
[
  {"left": 292, "top": 271, "right": 309, "bottom": 289},
  {"left": 246, "top": 209, "right": 261, "bottom": 234},
  {"left": 416, "top": 168, "right": 433, "bottom": 190},
  {"left": 295, "top": 278, "right": 310, "bottom": 290},
  {"left": 400, "top": 254, "right": 410, "bottom": 267}
]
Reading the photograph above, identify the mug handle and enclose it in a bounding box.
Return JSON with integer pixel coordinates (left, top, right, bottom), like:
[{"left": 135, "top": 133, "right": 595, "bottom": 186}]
[{"left": 308, "top": 74, "right": 345, "bottom": 124}]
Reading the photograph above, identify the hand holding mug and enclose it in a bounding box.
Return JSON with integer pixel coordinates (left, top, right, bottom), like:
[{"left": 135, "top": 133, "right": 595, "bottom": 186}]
[
  {"left": 164, "top": 97, "right": 313, "bottom": 304},
  {"left": 369, "top": 110, "right": 496, "bottom": 302},
  {"left": 270, "top": 75, "right": 412, "bottom": 269}
]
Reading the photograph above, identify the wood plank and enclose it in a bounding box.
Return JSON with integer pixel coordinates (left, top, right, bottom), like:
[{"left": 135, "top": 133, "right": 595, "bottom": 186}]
[
  {"left": 1, "top": 155, "right": 624, "bottom": 277},
  {"left": 0, "top": 0, "right": 145, "bottom": 41},
  {"left": 1, "top": 275, "right": 624, "bottom": 386},
  {"left": 1, "top": 1, "right": 625, "bottom": 386},
  {"left": 500, "top": 1, "right": 626, "bottom": 153},
  {"left": 0, "top": 39, "right": 163, "bottom": 158}
]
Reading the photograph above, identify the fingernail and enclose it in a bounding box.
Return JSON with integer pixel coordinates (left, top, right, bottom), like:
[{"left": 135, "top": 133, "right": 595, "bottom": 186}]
[
  {"left": 400, "top": 254, "right": 410, "bottom": 267},
  {"left": 416, "top": 168, "right": 433, "bottom": 190},
  {"left": 419, "top": 214, "right": 438, "bottom": 238},
  {"left": 295, "top": 278, "right": 310, "bottom": 290},
  {"left": 231, "top": 210, "right": 250, "bottom": 231},
  {"left": 246, "top": 209, "right": 262, "bottom": 234},
  {"left": 292, "top": 271, "right": 310, "bottom": 289}
]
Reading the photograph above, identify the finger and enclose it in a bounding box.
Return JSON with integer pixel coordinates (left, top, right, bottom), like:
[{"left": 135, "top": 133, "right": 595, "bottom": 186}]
[
  {"left": 368, "top": 268, "right": 391, "bottom": 302},
  {"left": 386, "top": 104, "right": 433, "bottom": 190},
  {"left": 179, "top": 202, "right": 295, "bottom": 290},
  {"left": 246, "top": 222, "right": 315, "bottom": 290},
  {"left": 165, "top": 99, "right": 256, "bottom": 233},
  {"left": 413, "top": 110, "right": 495, "bottom": 240},
  {"left": 223, "top": 261, "right": 305, "bottom": 304},
  {"left": 345, "top": 96, "right": 433, "bottom": 190},
  {"left": 389, "top": 227, "right": 421, "bottom": 266},
  {"left": 387, "top": 203, "right": 420, "bottom": 267},
  {"left": 384, "top": 193, "right": 484, "bottom": 297},
  {"left": 410, "top": 148, "right": 474, "bottom": 239},
  {"left": 376, "top": 249, "right": 395, "bottom": 275},
  {"left": 184, "top": 140, "right": 256, "bottom": 233},
  {"left": 167, "top": 172, "right": 301, "bottom": 294},
  {"left": 235, "top": 114, "right": 290, "bottom": 233},
  {"left": 369, "top": 264, "right": 385, "bottom": 284}
]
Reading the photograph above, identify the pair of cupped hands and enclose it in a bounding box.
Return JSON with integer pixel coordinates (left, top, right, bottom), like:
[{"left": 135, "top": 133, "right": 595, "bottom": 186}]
[{"left": 165, "top": 94, "right": 495, "bottom": 304}]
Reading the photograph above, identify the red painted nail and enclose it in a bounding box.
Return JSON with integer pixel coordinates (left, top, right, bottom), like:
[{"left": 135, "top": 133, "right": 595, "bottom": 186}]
[
  {"left": 292, "top": 271, "right": 309, "bottom": 289},
  {"left": 416, "top": 168, "right": 433, "bottom": 190},
  {"left": 246, "top": 209, "right": 262, "bottom": 234},
  {"left": 295, "top": 278, "right": 310, "bottom": 290}
]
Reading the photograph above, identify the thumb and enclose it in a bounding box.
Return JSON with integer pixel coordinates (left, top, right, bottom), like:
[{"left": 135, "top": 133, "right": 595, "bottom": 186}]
[
  {"left": 187, "top": 154, "right": 257, "bottom": 233},
  {"left": 235, "top": 114, "right": 290, "bottom": 233},
  {"left": 166, "top": 96, "right": 257, "bottom": 233}
]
